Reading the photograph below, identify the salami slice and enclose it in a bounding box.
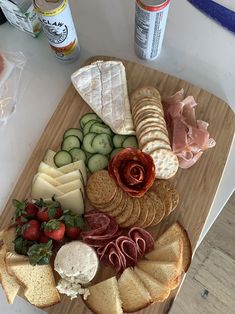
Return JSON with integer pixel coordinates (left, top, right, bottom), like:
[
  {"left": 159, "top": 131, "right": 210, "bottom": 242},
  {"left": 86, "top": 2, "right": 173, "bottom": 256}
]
[
  {"left": 116, "top": 236, "right": 138, "bottom": 267},
  {"left": 128, "top": 227, "right": 154, "bottom": 258},
  {"left": 108, "top": 148, "right": 155, "bottom": 197},
  {"left": 99, "top": 242, "right": 126, "bottom": 273}
]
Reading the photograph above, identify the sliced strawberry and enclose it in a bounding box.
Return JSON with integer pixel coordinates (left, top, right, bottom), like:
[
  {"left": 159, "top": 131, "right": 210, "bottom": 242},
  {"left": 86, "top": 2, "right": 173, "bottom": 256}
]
[
  {"left": 21, "top": 219, "right": 40, "bottom": 241},
  {"left": 44, "top": 219, "right": 65, "bottom": 241}
]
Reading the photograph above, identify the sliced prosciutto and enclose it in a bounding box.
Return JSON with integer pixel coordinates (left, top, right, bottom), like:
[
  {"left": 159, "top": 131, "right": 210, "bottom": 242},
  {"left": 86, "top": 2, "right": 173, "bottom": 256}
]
[
  {"left": 163, "top": 89, "right": 216, "bottom": 168},
  {"left": 108, "top": 148, "right": 155, "bottom": 197}
]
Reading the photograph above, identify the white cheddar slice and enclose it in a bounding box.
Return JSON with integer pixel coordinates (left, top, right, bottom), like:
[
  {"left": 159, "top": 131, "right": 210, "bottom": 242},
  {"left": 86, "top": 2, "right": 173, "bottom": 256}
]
[
  {"left": 43, "top": 149, "right": 57, "bottom": 168},
  {"left": 56, "top": 189, "right": 84, "bottom": 214},
  {"left": 58, "top": 160, "right": 87, "bottom": 184},
  {"left": 56, "top": 170, "right": 83, "bottom": 184},
  {"left": 31, "top": 176, "right": 64, "bottom": 199},
  {"left": 38, "top": 162, "right": 63, "bottom": 178},
  {"left": 57, "top": 179, "right": 84, "bottom": 196},
  {"left": 33, "top": 173, "right": 60, "bottom": 187},
  {"left": 71, "top": 60, "right": 135, "bottom": 135}
]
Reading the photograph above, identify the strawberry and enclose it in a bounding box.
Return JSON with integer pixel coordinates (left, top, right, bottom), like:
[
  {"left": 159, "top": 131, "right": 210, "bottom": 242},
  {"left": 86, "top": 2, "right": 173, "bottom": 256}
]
[
  {"left": 65, "top": 226, "right": 81, "bottom": 240},
  {"left": 13, "top": 199, "right": 38, "bottom": 224},
  {"left": 62, "top": 210, "right": 84, "bottom": 240},
  {"left": 38, "top": 232, "right": 50, "bottom": 244},
  {"left": 21, "top": 219, "right": 40, "bottom": 241},
  {"left": 36, "top": 199, "right": 62, "bottom": 222},
  {"left": 44, "top": 219, "right": 65, "bottom": 241}
]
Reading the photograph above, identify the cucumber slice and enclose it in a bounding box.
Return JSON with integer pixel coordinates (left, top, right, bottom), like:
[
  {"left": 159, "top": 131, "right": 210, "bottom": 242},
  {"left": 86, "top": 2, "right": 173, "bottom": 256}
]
[
  {"left": 69, "top": 148, "right": 87, "bottom": 163},
  {"left": 80, "top": 113, "right": 102, "bottom": 129},
  {"left": 83, "top": 132, "right": 97, "bottom": 154},
  {"left": 88, "top": 154, "right": 109, "bottom": 173},
  {"left": 83, "top": 120, "right": 98, "bottom": 135},
  {"left": 63, "top": 128, "right": 83, "bottom": 143},
  {"left": 123, "top": 136, "right": 138, "bottom": 148},
  {"left": 92, "top": 134, "right": 113, "bottom": 155},
  {"left": 113, "top": 134, "right": 128, "bottom": 148},
  {"left": 54, "top": 150, "right": 72, "bottom": 167},
  {"left": 61, "top": 135, "right": 80, "bottom": 151},
  {"left": 110, "top": 148, "right": 123, "bottom": 160},
  {"left": 90, "top": 122, "right": 112, "bottom": 136}
]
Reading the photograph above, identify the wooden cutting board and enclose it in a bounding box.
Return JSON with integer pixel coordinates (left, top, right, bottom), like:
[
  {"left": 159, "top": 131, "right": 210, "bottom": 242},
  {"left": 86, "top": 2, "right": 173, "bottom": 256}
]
[{"left": 1, "top": 56, "right": 235, "bottom": 314}]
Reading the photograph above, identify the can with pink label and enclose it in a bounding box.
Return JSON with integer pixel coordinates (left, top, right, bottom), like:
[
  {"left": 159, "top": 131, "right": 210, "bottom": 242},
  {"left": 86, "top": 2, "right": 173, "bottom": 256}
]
[{"left": 135, "top": 0, "right": 171, "bottom": 60}]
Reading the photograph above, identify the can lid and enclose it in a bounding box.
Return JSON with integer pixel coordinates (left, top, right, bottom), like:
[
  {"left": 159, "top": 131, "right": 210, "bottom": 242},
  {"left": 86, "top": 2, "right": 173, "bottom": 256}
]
[
  {"left": 34, "top": 0, "right": 64, "bottom": 11},
  {"left": 137, "top": 0, "right": 170, "bottom": 11}
]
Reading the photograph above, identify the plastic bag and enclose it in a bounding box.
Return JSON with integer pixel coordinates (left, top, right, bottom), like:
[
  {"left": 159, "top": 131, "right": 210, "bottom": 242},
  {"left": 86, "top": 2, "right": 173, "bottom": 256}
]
[{"left": 0, "top": 50, "right": 26, "bottom": 126}]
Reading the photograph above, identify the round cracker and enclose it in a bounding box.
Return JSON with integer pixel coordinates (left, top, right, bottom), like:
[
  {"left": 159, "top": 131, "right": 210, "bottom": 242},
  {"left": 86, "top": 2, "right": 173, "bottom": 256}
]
[
  {"left": 141, "top": 140, "right": 171, "bottom": 154},
  {"left": 153, "top": 180, "right": 179, "bottom": 214},
  {"left": 119, "top": 198, "right": 141, "bottom": 228},
  {"left": 150, "top": 149, "right": 179, "bottom": 179},
  {"left": 130, "top": 86, "right": 161, "bottom": 105},
  {"left": 94, "top": 188, "right": 123, "bottom": 212},
  {"left": 135, "top": 112, "right": 166, "bottom": 126},
  {"left": 147, "top": 191, "right": 165, "bottom": 226},
  {"left": 134, "top": 198, "right": 149, "bottom": 228},
  {"left": 132, "top": 100, "right": 163, "bottom": 116},
  {"left": 108, "top": 192, "right": 128, "bottom": 217},
  {"left": 115, "top": 195, "right": 133, "bottom": 225},
  {"left": 171, "top": 189, "right": 180, "bottom": 212},
  {"left": 138, "top": 125, "right": 168, "bottom": 140},
  {"left": 136, "top": 117, "right": 167, "bottom": 133},
  {"left": 139, "top": 195, "right": 156, "bottom": 228},
  {"left": 140, "top": 130, "right": 170, "bottom": 145},
  {"left": 150, "top": 180, "right": 173, "bottom": 216},
  {"left": 86, "top": 170, "right": 117, "bottom": 205}
]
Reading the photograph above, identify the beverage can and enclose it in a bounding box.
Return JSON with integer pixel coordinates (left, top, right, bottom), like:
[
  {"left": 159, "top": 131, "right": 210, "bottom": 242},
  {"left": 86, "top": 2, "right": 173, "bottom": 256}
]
[
  {"left": 135, "top": 0, "right": 171, "bottom": 60},
  {"left": 33, "top": 0, "right": 80, "bottom": 61}
]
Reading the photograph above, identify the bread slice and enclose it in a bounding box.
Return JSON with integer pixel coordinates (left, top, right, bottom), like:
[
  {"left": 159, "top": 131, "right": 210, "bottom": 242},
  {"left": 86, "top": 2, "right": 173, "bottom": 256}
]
[
  {"left": 0, "top": 243, "right": 20, "bottom": 304},
  {"left": 85, "top": 276, "right": 123, "bottom": 314},
  {"left": 118, "top": 268, "right": 152, "bottom": 312},
  {"left": 134, "top": 267, "right": 170, "bottom": 303},
  {"left": 137, "top": 260, "right": 180, "bottom": 289},
  {"left": 155, "top": 222, "right": 192, "bottom": 272},
  {"left": 6, "top": 252, "right": 60, "bottom": 308},
  {"left": 0, "top": 226, "right": 16, "bottom": 252},
  {"left": 146, "top": 239, "right": 183, "bottom": 267}
]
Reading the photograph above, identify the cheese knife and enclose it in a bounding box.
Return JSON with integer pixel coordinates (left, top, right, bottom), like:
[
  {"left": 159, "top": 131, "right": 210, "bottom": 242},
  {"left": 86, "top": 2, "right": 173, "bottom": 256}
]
[{"left": 187, "top": 0, "right": 235, "bottom": 34}]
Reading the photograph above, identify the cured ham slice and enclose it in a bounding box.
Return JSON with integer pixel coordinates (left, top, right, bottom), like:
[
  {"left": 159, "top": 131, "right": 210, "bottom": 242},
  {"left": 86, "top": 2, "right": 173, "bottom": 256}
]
[{"left": 163, "top": 89, "right": 216, "bottom": 169}]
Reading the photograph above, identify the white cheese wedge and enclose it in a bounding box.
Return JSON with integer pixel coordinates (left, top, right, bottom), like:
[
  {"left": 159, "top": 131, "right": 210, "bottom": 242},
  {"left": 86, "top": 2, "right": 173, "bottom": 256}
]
[
  {"left": 57, "top": 179, "right": 84, "bottom": 196},
  {"left": 33, "top": 173, "right": 60, "bottom": 187},
  {"left": 38, "top": 162, "right": 63, "bottom": 178},
  {"left": 58, "top": 160, "right": 87, "bottom": 184},
  {"left": 31, "top": 176, "right": 63, "bottom": 199},
  {"left": 43, "top": 149, "right": 57, "bottom": 168},
  {"left": 56, "top": 189, "right": 84, "bottom": 214},
  {"left": 71, "top": 60, "right": 135, "bottom": 135},
  {"left": 56, "top": 170, "right": 83, "bottom": 184}
]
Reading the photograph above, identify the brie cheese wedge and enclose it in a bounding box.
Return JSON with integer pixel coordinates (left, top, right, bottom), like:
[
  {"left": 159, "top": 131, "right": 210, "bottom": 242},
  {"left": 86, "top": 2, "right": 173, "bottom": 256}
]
[{"left": 71, "top": 60, "right": 135, "bottom": 135}]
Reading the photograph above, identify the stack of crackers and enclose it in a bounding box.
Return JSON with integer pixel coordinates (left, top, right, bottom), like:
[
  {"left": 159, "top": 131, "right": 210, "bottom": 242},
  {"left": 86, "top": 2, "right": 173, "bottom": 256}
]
[
  {"left": 86, "top": 170, "right": 179, "bottom": 229},
  {"left": 130, "top": 86, "right": 179, "bottom": 179}
]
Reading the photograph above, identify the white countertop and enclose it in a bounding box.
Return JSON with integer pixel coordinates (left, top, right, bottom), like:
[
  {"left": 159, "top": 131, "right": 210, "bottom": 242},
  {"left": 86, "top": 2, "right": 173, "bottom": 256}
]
[{"left": 0, "top": 0, "right": 234, "bottom": 312}]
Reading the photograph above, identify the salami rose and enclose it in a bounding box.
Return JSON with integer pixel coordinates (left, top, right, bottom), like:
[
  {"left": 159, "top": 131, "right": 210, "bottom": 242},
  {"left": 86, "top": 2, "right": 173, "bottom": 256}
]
[{"left": 108, "top": 148, "right": 155, "bottom": 197}]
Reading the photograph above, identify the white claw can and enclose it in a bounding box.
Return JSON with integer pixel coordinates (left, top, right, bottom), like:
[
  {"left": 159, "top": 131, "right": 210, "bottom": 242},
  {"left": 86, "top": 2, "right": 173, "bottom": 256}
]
[
  {"left": 33, "top": 0, "right": 80, "bottom": 61},
  {"left": 135, "top": 0, "right": 171, "bottom": 60}
]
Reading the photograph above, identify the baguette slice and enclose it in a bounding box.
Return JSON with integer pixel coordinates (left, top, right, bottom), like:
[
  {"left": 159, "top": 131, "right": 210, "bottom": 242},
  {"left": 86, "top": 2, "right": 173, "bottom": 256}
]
[
  {"left": 155, "top": 222, "right": 192, "bottom": 272},
  {"left": 137, "top": 260, "right": 180, "bottom": 289},
  {"left": 134, "top": 267, "right": 170, "bottom": 303},
  {"left": 6, "top": 252, "right": 60, "bottom": 308},
  {"left": 0, "top": 244, "right": 20, "bottom": 304},
  {"left": 118, "top": 268, "right": 152, "bottom": 313},
  {"left": 85, "top": 276, "right": 123, "bottom": 314},
  {"left": 146, "top": 239, "right": 183, "bottom": 267}
]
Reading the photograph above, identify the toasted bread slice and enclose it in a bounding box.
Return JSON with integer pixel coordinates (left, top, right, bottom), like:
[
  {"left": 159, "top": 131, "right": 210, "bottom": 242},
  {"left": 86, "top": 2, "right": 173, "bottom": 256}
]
[
  {"left": 6, "top": 252, "right": 60, "bottom": 308},
  {"left": 155, "top": 222, "right": 192, "bottom": 272},
  {"left": 134, "top": 267, "right": 170, "bottom": 303},
  {"left": 146, "top": 239, "right": 183, "bottom": 267},
  {"left": 0, "top": 226, "right": 16, "bottom": 252},
  {"left": 118, "top": 268, "right": 152, "bottom": 312},
  {"left": 0, "top": 243, "right": 20, "bottom": 304},
  {"left": 85, "top": 276, "right": 123, "bottom": 314},
  {"left": 137, "top": 260, "right": 180, "bottom": 289}
]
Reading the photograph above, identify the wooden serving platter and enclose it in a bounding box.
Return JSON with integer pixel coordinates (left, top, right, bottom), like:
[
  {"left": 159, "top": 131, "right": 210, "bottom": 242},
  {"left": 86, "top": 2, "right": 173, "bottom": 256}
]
[{"left": 1, "top": 56, "right": 235, "bottom": 314}]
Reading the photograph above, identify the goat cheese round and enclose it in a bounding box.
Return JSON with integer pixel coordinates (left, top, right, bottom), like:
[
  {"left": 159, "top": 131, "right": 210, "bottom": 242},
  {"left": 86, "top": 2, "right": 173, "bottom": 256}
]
[{"left": 54, "top": 241, "right": 99, "bottom": 284}]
